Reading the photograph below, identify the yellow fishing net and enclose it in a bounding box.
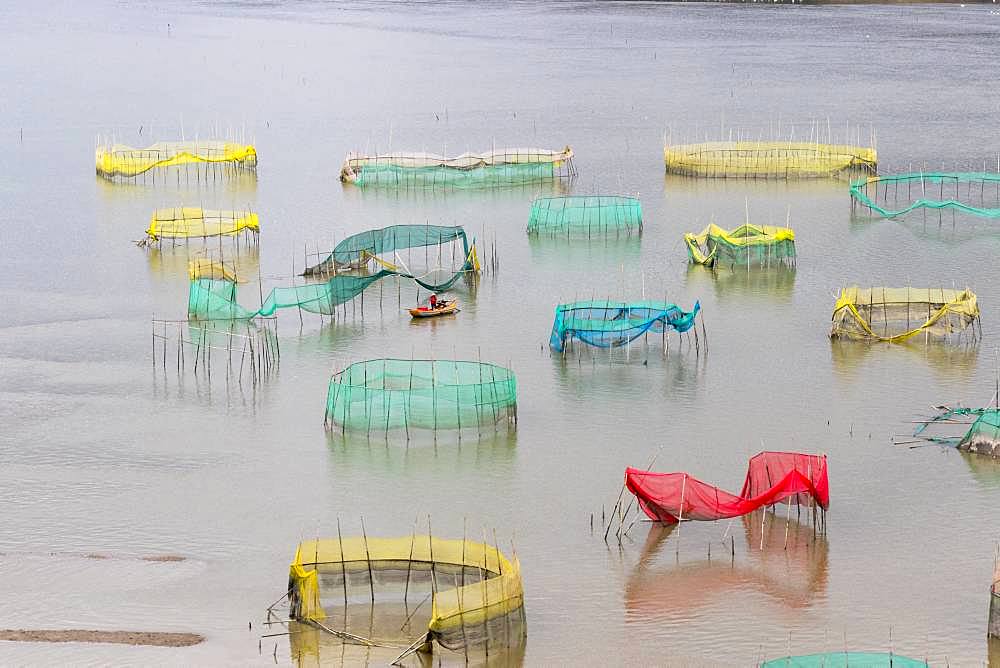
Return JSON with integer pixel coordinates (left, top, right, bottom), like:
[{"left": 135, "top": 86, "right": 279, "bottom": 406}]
[
  {"left": 684, "top": 223, "right": 796, "bottom": 266},
  {"left": 143, "top": 208, "right": 259, "bottom": 243},
  {"left": 95, "top": 141, "right": 257, "bottom": 179},
  {"left": 288, "top": 536, "right": 523, "bottom": 646},
  {"left": 664, "top": 141, "right": 876, "bottom": 178},
  {"left": 830, "top": 287, "right": 980, "bottom": 343}
]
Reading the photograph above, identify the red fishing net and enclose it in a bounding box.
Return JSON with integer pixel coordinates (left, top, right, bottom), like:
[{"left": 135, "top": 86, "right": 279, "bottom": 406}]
[{"left": 625, "top": 452, "right": 829, "bottom": 524}]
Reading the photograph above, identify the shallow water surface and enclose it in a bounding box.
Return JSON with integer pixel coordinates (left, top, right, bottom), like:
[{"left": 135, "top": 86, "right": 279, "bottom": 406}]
[{"left": 2, "top": 1, "right": 1000, "bottom": 665}]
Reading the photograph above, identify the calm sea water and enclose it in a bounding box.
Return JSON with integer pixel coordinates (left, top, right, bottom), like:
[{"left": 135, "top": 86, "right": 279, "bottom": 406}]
[{"left": 2, "top": 1, "right": 1000, "bottom": 665}]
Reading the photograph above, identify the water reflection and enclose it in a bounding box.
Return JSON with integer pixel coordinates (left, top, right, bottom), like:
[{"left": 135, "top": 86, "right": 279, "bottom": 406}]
[
  {"left": 527, "top": 235, "right": 642, "bottom": 273},
  {"left": 830, "top": 339, "right": 980, "bottom": 380},
  {"left": 684, "top": 264, "right": 797, "bottom": 304},
  {"left": 325, "top": 428, "right": 518, "bottom": 478},
  {"left": 340, "top": 179, "right": 571, "bottom": 206},
  {"left": 288, "top": 619, "right": 526, "bottom": 667},
  {"left": 625, "top": 512, "right": 829, "bottom": 622},
  {"left": 94, "top": 168, "right": 258, "bottom": 205},
  {"left": 146, "top": 245, "right": 261, "bottom": 282},
  {"left": 960, "top": 451, "right": 1000, "bottom": 490},
  {"left": 849, "top": 209, "right": 1000, "bottom": 245},
  {"left": 550, "top": 338, "right": 706, "bottom": 401},
  {"left": 664, "top": 173, "right": 850, "bottom": 200}
]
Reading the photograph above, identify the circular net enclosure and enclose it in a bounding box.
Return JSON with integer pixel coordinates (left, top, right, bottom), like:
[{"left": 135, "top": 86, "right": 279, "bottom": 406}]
[
  {"left": 664, "top": 141, "right": 876, "bottom": 179},
  {"left": 287, "top": 536, "right": 526, "bottom": 656},
  {"left": 95, "top": 140, "right": 257, "bottom": 180},
  {"left": 324, "top": 359, "right": 517, "bottom": 434},
  {"left": 526, "top": 195, "right": 642, "bottom": 237}
]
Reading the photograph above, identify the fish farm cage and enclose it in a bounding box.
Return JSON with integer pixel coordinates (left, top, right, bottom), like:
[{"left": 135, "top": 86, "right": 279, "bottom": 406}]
[
  {"left": 137, "top": 208, "right": 259, "bottom": 248},
  {"left": 664, "top": 141, "right": 876, "bottom": 179},
  {"left": 95, "top": 140, "right": 257, "bottom": 181},
  {"left": 339, "top": 146, "right": 576, "bottom": 189},
  {"left": 323, "top": 359, "right": 518, "bottom": 436},
  {"left": 830, "top": 287, "right": 981, "bottom": 344},
  {"left": 684, "top": 223, "right": 795, "bottom": 268},
  {"left": 850, "top": 171, "right": 1000, "bottom": 219},
  {"left": 526, "top": 195, "right": 642, "bottom": 238}
]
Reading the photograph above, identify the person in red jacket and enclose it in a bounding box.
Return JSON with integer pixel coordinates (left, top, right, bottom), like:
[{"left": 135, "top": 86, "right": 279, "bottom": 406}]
[{"left": 429, "top": 294, "right": 438, "bottom": 309}]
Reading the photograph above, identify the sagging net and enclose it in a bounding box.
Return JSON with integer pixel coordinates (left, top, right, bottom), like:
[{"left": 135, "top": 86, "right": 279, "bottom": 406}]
[
  {"left": 95, "top": 140, "right": 257, "bottom": 179},
  {"left": 138, "top": 208, "right": 259, "bottom": 246},
  {"left": 304, "top": 224, "right": 474, "bottom": 275},
  {"left": 830, "top": 287, "right": 980, "bottom": 343},
  {"left": 958, "top": 409, "right": 1000, "bottom": 458},
  {"left": 288, "top": 536, "right": 525, "bottom": 653},
  {"left": 549, "top": 300, "right": 701, "bottom": 353},
  {"left": 850, "top": 172, "right": 1000, "bottom": 219},
  {"left": 339, "top": 147, "right": 575, "bottom": 188},
  {"left": 684, "top": 223, "right": 795, "bottom": 268},
  {"left": 188, "top": 235, "right": 479, "bottom": 319},
  {"left": 526, "top": 195, "right": 642, "bottom": 237},
  {"left": 323, "top": 359, "right": 517, "bottom": 433},
  {"left": 664, "top": 141, "right": 876, "bottom": 178},
  {"left": 760, "top": 653, "right": 928, "bottom": 667},
  {"left": 625, "top": 452, "right": 829, "bottom": 524}
]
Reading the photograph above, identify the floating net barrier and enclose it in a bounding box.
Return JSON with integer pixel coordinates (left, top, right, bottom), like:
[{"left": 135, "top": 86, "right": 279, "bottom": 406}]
[
  {"left": 188, "top": 243, "right": 480, "bottom": 320},
  {"left": 850, "top": 172, "right": 1000, "bottom": 219},
  {"left": 136, "top": 208, "right": 259, "bottom": 248},
  {"left": 760, "top": 652, "right": 928, "bottom": 667},
  {"left": 622, "top": 452, "right": 829, "bottom": 526},
  {"left": 684, "top": 223, "right": 795, "bottom": 268},
  {"left": 664, "top": 141, "right": 876, "bottom": 179},
  {"left": 830, "top": 286, "right": 981, "bottom": 344},
  {"left": 323, "top": 359, "right": 517, "bottom": 435},
  {"left": 303, "top": 224, "right": 474, "bottom": 276},
  {"left": 526, "top": 195, "right": 642, "bottom": 237},
  {"left": 284, "top": 532, "right": 525, "bottom": 659},
  {"left": 95, "top": 140, "right": 257, "bottom": 181},
  {"left": 339, "top": 146, "right": 576, "bottom": 189},
  {"left": 548, "top": 300, "right": 701, "bottom": 354}
]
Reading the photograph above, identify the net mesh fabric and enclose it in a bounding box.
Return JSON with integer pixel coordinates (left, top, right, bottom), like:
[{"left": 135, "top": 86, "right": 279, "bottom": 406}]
[
  {"left": 958, "top": 409, "right": 1000, "bottom": 457},
  {"left": 526, "top": 195, "right": 642, "bottom": 236},
  {"left": 145, "top": 208, "right": 258, "bottom": 241},
  {"left": 760, "top": 653, "right": 927, "bottom": 667},
  {"left": 339, "top": 147, "right": 574, "bottom": 188},
  {"left": 549, "top": 300, "right": 701, "bottom": 352},
  {"left": 323, "top": 359, "right": 517, "bottom": 432},
  {"left": 305, "top": 224, "right": 471, "bottom": 274},
  {"left": 664, "top": 141, "right": 876, "bottom": 178},
  {"left": 95, "top": 140, "right": 257, "bottom": 179},
  {"left": 830, "top": 287, "right": 979, "bottom": 343},
  {"left": 684, "top": 223, "right": 795, "bottom": 267},
  {"left": 187, "top": 228, "right": 479, "bottom": 319},
  {"left": 287, "top": 536, "right": 524, "bottom": 650},
  {"left": 850, "top": 172, "right": 1000, "bottom": 218},
  {"left": 625, "top": 452, "right": 829, "bottom": 524}
]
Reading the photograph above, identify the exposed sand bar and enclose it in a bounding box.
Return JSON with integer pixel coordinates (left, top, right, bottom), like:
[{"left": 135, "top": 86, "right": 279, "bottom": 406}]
[{"left": 0, "top": 630, "right": 204, "bottom": 647}]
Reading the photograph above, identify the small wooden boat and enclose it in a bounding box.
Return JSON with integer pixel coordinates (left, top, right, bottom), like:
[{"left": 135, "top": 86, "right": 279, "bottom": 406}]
[{"left": 409, "top": 300, "right": 460, "bottom": 318}]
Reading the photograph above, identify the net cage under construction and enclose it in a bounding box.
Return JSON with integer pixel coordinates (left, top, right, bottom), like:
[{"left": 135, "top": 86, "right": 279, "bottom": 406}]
[
  {"left": 549, "top": 300, "right": 702, "bottom": 354},
  {"left": 137, "top": 207, "right": 259, "bottom": 248},
  {"left": 526, "top": 195, "right": 642, "bottom": 237},
  {"left": 829, "top": 286, "right": 981, "bottom": 344},
  {"left": 850, "top": 171, "right": 1000, "bottom": 219},
  {"left": 684, "top": 223, "right": 795, "bottom": 268},
  {"left": 323, "top": 359, "right": 518, "bottom": 435},
  {"left": 339, "top": 146, "right": 576, "bottom": 188},
  {"left": 95, "top": 140, "right": 257, "bottom": 181},
  {"left": 285, "top": 534, "right": 526, "bottom": 659},
  {"left": 664, "top": 141, "right": 876, "bottom": 179}
]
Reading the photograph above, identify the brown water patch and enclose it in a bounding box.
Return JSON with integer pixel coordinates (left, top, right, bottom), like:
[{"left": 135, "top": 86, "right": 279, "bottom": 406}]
[
  {"left": 0, "top": 629, "right": 204, "bottom": 647},
  {"left": 141, "top": 554, "right": 186, "bottom": 562}
]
